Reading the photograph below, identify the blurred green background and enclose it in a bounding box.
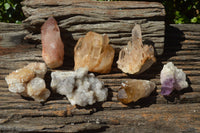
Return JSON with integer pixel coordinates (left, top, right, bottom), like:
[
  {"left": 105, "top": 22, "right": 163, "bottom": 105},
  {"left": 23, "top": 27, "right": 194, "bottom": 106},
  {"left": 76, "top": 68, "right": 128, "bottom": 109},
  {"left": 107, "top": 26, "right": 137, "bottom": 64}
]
[{"left": 0, "top": 0, "right": 199, "bottom": 24}]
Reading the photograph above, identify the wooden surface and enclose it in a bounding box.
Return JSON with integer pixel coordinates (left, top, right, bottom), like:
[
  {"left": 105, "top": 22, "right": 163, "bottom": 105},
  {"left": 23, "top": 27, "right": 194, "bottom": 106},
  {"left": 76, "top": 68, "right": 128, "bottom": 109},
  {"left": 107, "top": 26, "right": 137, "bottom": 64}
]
[
  {"left": 21, "top": 0, "right": 165, "bottom": 55},
  {"left": 0, "top": 23, "right": 200, "bottom": 132}
]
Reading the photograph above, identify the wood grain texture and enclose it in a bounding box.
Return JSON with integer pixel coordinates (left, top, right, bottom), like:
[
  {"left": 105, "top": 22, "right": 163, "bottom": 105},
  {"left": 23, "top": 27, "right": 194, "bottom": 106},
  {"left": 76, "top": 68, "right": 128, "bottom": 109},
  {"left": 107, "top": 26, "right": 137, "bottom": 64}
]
[
  {"left": 21, "top": 0, "right": 165, "bottom": 55},
  {"left": 0, "top": 21, "right": 200, "bottom": 132}
]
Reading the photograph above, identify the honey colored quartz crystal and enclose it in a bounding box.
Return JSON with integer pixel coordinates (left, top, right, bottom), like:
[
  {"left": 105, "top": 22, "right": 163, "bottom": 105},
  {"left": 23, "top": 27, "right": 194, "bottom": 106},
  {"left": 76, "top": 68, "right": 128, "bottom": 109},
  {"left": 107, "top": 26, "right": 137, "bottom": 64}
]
[
  {"left": 41, "top": 16, "right": 64, "bottom": 68},
  {"left": 117, "top": 24, "right": 156, "bottom": 74},
  {"left": 74, "top": 31, "right": 115, "bottom": 73},
  {"left": 117, "top": 79, "right": 155, "bottom": 104}
]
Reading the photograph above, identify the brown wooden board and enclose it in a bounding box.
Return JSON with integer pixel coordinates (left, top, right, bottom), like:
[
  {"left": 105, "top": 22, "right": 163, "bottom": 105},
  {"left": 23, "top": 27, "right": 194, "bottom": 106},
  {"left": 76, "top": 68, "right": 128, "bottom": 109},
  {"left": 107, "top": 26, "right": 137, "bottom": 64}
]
[
  {"left": 21, "top": 0, "right": 165, "bottom": 55},
  {"left": 0, "top": 23, "right": 200, "bottom": 132}
]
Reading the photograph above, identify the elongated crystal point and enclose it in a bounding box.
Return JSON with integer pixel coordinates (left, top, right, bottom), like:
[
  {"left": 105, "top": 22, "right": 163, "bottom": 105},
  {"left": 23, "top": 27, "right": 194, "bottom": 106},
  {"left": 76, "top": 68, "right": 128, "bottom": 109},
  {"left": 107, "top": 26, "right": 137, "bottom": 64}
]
[
  {"left": 117, "top": 24, "right": 156, "bottom": 74},
  {"left": 74, "top": 31, "right": 115, "bottom": 73},
  {"left": 117, "top": 79, "right": 155, "bottom": 104},
  {"left": 41, "top": 16, "right": 64, "bottom": 68}
]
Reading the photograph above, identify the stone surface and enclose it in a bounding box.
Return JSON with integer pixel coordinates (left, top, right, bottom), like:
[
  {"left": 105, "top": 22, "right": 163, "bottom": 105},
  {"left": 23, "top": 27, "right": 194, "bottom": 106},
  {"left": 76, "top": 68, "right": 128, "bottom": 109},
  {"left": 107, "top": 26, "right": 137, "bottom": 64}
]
[
  {"left": 117, "top": 79, "right": 156, "bottom": 104},
  {"left": 160, "top": 62, "right": 188, "bottom": 96},
  {"left": 117, "top": 24, "right": 156, "bottom": 74},
  {"left": 41, "top": 16, "right": 64, "bottom": 68},
  {"left": 51, "top": 67, "right": 108, "bottom": 106},
  {"left": 5, "top": 63, "right": 49, "bottom": 102},
  {"left": 74, "top": 31, "right": 115, "bottom": 73}
]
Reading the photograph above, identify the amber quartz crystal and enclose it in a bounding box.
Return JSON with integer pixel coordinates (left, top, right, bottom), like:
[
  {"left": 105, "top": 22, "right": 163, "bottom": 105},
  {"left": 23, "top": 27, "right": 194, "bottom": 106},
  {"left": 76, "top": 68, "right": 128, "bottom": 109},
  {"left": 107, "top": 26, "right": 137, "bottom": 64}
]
[
  {"left": 117, "top": 24, "right": 156, "bottom": 74},
  {"left": 41, "top": 16, "right": 64, "bottom": 68},
  {"left": 74, "top": 31, "right": 115, "bottom": 73},
  {"left": 117, "top": 79, "right": 155, "bottom": 104}
]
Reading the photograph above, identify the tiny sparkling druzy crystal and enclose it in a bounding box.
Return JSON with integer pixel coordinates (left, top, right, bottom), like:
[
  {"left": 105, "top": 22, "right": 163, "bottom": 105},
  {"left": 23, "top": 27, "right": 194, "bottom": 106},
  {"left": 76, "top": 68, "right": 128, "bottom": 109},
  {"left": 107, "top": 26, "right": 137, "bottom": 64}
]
[
  {"left": 74, "top": 31, "right": 115, "bottom": 73},
  {"left": 117, "top": 79, "right": 155, "bottom": 104},
  {"left": 5, "top": 63, "right": 50, "bottom": 102},
  {"left": 41, "top": 16, "right": 64, "bottom": 68},
  {"left": 51, "top": 67, "right": 108, "bottom": 106},
  {"left": 160, "top": 62, "right": 188, "bottom": 96},
  {"left": 117, "top": 24, "right": 156, "bottom": 74}
]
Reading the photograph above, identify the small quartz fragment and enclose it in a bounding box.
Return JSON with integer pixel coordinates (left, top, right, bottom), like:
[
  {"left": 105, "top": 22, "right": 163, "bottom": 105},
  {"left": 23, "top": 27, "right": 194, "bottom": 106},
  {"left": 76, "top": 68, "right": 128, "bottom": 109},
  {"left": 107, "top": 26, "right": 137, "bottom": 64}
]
[
  {"left": 117, "top": 24, "right": 156, "bottom": 74},
  {"left": 41, "top": 16, "right": 64, "bottom": 68},
  {"left": 117, "top": 79, "right": 155, "bottom": 104},
  {"left": 51, "top": 67, "right": 108, "bottom": 106},
  {"left": 160, "top": 62, "right": 188, "bottom": 96},
  {"left": 74, "top": 31, "right": 115, "bottom": 73},
  {"left": 5, "top": 63, "right": 49, "bottom": 102},
  {"left": 25, "top": 62, "right": 47, "bottom": 78},
  {"left": 27, "top": 77, "right": 50, "bottom": 102}
]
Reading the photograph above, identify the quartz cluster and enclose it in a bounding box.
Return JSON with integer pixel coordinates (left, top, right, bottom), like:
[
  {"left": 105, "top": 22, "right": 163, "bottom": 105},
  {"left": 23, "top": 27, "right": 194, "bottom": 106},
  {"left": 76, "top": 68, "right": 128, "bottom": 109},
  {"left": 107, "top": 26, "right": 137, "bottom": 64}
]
[
  {"left": 160, "top": 62, "right": 188, "bottom": 96},
  {"left": 41, "top": 16, "right": 64, "bottom": 68},
  {"left": 51, "top": 67, "right": 108, "bottom": 106},
  {"left": 74, "top": 31, "right": 115, "bottom": 73},
  {"left": 5, "top": 63, "right": 50, "bottom": 102},
  {"left": 117, "top": 24, "right": 156, "bottom": 74},
  {"left": 117, "top": 79, "right": 155, "bottom": 104}
]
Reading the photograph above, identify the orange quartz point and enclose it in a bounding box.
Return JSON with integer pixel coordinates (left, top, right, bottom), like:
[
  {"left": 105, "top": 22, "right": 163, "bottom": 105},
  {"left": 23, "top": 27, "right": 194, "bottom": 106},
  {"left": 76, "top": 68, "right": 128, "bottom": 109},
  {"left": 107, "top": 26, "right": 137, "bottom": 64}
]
[{"left": 74, "top": 31, "right": 115, "bottom": 73}]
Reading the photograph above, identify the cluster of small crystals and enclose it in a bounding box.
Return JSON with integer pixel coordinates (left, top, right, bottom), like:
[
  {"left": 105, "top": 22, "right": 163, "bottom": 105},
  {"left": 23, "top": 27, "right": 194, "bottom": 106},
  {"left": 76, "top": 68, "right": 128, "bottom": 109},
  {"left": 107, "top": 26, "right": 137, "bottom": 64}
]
[
  {"left": 51, "top": 67, "right": 108, "bottom": 106},
  {"left": 74, "top": 31, "right": 115, "bottom": 74},
  {"left": 5, "top": 63, "right": 50, "bottom": 102},
  {"left": 117, "top": 24, "right": 156, "bottom": 74},
  {"left": 117, "top": 79, "right": 156, "bottom": 104},
  {"left": 160, "top": 62, "right": 188, "bottom": 96}
]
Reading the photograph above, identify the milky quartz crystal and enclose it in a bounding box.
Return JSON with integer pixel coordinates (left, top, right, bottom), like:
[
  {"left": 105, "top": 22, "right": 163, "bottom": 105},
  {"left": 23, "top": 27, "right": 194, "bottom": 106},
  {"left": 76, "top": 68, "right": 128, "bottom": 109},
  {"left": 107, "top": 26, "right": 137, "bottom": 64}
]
[
  {"left": 5, "top": 63, "right": 50, "bottom": 102},
  {"left": 51, "top": 67, "right": 108, "bottom": 106},
  {"left": 117, "top": 79, "right": 155, "bottom": 104},
  {"left": 117, "top": 24, "right": 156, "bottom": 74},
  {"left": 41, "top": 16, "right": 64, "bottom": 68},
  {"left": 160, "top": 62, "right": 188, "bottom": 96},
  {"left": 74, "top": 31, "right": 115, "bottom": 73}
]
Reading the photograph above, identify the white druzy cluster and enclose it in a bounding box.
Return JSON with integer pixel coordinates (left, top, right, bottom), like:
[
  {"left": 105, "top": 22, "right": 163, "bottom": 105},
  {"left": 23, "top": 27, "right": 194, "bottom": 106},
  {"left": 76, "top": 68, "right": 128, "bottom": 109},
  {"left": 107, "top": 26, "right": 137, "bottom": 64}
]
[{"left": 51, "top": 67, "right": 108, "bottom": 106}]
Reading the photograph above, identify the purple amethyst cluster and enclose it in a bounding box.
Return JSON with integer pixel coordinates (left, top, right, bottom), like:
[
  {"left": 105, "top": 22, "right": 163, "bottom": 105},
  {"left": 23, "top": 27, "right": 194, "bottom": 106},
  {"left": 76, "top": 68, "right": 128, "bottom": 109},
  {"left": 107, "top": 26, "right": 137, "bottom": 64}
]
[{"left": 160, "top": 62, "right": 188, "bottom": 96}]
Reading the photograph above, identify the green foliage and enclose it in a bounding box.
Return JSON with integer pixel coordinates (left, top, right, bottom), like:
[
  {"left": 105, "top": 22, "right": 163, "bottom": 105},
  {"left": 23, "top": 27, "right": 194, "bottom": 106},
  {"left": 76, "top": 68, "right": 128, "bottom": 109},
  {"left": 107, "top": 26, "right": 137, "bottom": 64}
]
[
  {"left": 0, "top": 0, "right": 25, "bottom": 24},
  {"left": 163, "top": 0, "right": 200, "bottom": 24}
]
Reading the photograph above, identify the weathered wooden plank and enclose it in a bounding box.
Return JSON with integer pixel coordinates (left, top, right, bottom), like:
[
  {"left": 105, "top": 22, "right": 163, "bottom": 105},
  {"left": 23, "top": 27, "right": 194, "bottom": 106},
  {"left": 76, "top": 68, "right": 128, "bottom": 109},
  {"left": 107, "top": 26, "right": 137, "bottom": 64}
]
[
  {"left": 0, "top": 103, "right": 199, "bottom": 132},
  {"left": 0, "top": 21, "right": 200, "bottom": 132},
  {"left": 21, "top": 0, "right": 165, "bottom": 55}
]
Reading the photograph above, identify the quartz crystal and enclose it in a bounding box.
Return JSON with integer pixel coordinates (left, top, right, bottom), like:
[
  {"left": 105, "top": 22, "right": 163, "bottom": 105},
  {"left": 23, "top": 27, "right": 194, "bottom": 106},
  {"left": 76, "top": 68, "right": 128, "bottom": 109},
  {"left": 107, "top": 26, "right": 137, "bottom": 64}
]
[
  {"left": 117, "top": 24, "right": 156, "bottom": 74},
  {"left": 117, "top": 79, "right": 155, "bottom": 104},
  {"left": 5, "top": 63, "right": 50, "bottom": 102},
  {"left": 74, "top": 31, "right": 115, "bottom": 73},
  {"left": 27, "top": 77, "right": 50, "bottom": 102},
  {"left": 41, "top": 16, "right": 64, "bottom": 68},
  {"left": 160, "top": 62, "right": 188, "bottom": 96},
  {"left": 51, "top": 67, "right": 108, "bottom": 106}
]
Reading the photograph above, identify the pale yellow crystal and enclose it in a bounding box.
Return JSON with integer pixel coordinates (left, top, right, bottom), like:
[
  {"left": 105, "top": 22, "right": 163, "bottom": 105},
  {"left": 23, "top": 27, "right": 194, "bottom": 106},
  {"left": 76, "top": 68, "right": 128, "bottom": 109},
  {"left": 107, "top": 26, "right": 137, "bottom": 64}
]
[
  {"left": 27, "top": 77, "right": 50, "bottom": 102},
  {"left": 74, "top": 31, "right": 115, "bottom": 73},
  {"left": 117, "top": 79, "right": 155, "bottom": 104},
  {"left": 117, "top": 24, "right": 156, "bottom": 74}
]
